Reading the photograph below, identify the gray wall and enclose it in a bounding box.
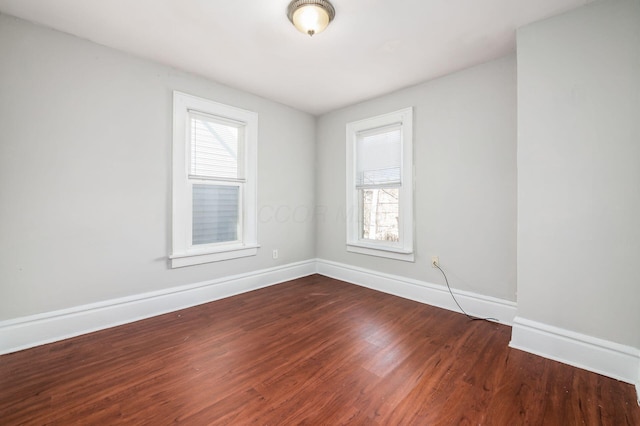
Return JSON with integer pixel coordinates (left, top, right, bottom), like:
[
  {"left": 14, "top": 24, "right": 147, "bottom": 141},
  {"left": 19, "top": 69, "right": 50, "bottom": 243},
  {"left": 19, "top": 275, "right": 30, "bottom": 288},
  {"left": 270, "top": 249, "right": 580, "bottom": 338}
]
[
  {"left": 517, "top": 0, "right": 640, "bottom": 347},
  {"left": 316, "top": 55, "right": 517, "bottom": 302},
  {"left": 0, "top": 14, "right": 316, "bottom": 320}
]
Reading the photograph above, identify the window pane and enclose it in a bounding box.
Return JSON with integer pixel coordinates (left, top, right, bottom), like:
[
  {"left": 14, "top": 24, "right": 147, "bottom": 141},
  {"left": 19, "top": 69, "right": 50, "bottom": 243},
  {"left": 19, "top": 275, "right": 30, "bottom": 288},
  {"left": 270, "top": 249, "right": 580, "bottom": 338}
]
[
  {"left": 361, "top": 188, "right": 399, "bottom": 242},
  {"left": 356, "top": 125, "right": 401, "bottom": 187},
  {"left": 192, "top": 184, "right": 239, "bottom": 245},
  {"left": 190, "top": 111, "right": 244, "bottom": 180}
]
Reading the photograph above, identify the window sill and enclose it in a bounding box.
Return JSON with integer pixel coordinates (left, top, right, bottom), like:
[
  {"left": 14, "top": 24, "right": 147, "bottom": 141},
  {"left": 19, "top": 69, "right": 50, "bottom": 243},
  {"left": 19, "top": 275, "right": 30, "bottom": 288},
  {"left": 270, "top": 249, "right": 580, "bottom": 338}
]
[
  {"left": 170, "top": 244, "right": 260, "bottom": 268},
  {"left": 347, "top": 243, "right": 414, "bottom": 262}
]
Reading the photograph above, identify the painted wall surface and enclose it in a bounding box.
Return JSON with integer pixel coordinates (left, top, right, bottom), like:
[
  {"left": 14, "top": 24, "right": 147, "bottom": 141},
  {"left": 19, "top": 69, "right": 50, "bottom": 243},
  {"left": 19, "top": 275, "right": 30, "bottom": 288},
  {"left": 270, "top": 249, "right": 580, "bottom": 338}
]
[
  {"left": 0, "top": 14, "right": 316, "bottom": 320},
  {"left": 316, "top": 56, "right": 517, "bottom": 302},
  {"left": 517, "top": 0, "right": 640, "bottom": 347}
]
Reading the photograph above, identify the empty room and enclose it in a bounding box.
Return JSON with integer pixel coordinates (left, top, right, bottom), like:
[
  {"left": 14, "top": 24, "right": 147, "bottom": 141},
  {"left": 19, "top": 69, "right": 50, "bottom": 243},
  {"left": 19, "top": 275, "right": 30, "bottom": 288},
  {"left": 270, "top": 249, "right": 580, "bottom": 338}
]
[{"left": 0, "top": 0, "right": 639, "bottom": 424}]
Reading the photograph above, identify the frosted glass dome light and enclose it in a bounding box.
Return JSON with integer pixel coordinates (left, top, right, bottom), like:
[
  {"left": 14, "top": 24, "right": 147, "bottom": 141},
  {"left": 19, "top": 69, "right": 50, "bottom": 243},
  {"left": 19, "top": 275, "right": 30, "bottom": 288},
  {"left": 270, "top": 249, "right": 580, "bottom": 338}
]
[{"left": 287, "top": 0, "right": 335, "bottom": 37}]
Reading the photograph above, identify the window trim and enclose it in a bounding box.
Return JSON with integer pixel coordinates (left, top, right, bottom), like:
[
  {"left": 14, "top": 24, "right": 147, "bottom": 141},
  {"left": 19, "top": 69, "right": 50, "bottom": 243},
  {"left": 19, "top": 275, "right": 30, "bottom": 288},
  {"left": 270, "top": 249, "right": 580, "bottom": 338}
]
[
  {"left": 346, "top": 107, "right": 414, "bottom": 262},
  {"left": 171, "top": 91, "right": 259, "bottom": 268}
]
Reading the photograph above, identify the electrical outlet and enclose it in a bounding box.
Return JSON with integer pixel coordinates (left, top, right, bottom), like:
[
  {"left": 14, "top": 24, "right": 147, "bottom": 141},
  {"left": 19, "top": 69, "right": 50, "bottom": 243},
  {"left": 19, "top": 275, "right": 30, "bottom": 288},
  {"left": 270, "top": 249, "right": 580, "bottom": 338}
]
[
  {"left": 431, "top": 256, "right": 439, "bottom": 268},
  {"left": 272, "top": 249, "right": 279, "bottom": 259}
]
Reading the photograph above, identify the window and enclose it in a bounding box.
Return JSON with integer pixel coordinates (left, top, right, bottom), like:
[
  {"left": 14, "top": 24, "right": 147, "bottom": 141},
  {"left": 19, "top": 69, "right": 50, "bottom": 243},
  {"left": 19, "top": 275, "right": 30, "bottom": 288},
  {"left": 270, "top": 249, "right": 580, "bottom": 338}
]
[
  {"left": 346, "top": 108, "right": 414, "bottom": 261},
  {"left": 171, "top": 91, "right": 258, "bottom": 268}
]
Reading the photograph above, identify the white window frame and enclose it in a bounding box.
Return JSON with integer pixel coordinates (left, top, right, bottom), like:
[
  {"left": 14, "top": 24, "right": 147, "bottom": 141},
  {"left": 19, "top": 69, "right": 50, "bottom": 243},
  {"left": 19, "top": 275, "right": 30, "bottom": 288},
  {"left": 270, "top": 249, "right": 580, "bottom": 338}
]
[
  {"left": 346, "top": 107, "right": 414, "bottom": 262},
  {"left": 171, "top": 91, "right": 259, "bottom": 268}
]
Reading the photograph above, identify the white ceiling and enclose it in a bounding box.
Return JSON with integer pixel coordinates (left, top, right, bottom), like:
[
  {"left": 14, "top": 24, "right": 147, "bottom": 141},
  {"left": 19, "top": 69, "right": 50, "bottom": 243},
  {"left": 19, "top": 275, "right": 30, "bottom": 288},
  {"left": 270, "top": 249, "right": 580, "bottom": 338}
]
[{"left": 0, "top": 0, "right": 594, "bottom": 115}]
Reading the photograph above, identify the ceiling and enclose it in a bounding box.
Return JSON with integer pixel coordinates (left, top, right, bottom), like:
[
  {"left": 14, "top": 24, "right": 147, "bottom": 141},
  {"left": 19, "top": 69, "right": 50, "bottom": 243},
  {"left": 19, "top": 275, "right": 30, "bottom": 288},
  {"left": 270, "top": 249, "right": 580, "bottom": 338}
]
[{"left": 0, "top": 0, "right": 594, "bottom": 115}]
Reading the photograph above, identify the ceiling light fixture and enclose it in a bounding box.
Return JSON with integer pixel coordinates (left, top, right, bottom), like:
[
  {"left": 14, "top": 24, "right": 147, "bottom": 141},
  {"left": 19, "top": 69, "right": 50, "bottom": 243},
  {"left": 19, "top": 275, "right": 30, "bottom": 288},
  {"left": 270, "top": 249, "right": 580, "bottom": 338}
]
[{"left": 287, "top": 0, "right": 335, "bottom": 37}]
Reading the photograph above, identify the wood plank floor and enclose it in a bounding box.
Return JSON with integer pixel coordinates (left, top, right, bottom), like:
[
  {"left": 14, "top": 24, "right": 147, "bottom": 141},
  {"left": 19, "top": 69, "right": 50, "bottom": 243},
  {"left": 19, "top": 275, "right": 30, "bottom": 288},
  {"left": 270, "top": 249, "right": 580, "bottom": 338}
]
[{"left": 1, "top": 274, "right": 638, "bottom": 425}]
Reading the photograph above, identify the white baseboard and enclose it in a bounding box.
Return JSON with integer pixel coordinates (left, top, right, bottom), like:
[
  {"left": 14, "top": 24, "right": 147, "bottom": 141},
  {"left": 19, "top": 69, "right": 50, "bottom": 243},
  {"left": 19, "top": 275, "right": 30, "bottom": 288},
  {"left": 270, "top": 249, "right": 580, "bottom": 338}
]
[
  {"left": 0, "top": 260, "right": 316, "bottom": 355},
  {"left": 510, "top": 316, "right": 640, "bottom": 386},
  {"left": 637, "top": 359, "right": 640, "bottom": 403},
  {"left": 316, "top": 258, "right": 517, "bottom": 325}
]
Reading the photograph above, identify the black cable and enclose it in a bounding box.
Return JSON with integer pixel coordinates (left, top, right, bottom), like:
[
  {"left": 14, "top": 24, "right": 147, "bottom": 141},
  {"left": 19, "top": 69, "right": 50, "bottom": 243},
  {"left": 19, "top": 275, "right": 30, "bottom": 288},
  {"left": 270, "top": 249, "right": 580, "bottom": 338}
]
[{"left": 434, "top": 263, "right": 499, "bottom": 323}]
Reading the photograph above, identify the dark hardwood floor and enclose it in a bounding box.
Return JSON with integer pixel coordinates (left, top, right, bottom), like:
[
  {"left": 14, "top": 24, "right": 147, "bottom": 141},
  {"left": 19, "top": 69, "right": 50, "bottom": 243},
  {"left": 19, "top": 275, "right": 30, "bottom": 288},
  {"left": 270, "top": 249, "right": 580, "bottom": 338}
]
[{"left": 1, "top": 274, "right": 638, "bottom": 425}]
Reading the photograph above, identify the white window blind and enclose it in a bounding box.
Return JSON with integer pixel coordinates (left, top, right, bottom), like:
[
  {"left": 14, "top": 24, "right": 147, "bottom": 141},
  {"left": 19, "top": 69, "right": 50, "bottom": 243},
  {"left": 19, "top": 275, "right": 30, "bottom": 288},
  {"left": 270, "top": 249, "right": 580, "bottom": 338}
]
[
  {"left": 192, "top": 184, "right": 240, "bottom": 245},
  {"left": 189, "top": 111, "right": 245, "bottom": 181},
  {"left": 356, "top": 124, "right": 402, "bottom": 188},
  {"left": 189, "top": 110, "right": 245, "bottom": 246}
]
